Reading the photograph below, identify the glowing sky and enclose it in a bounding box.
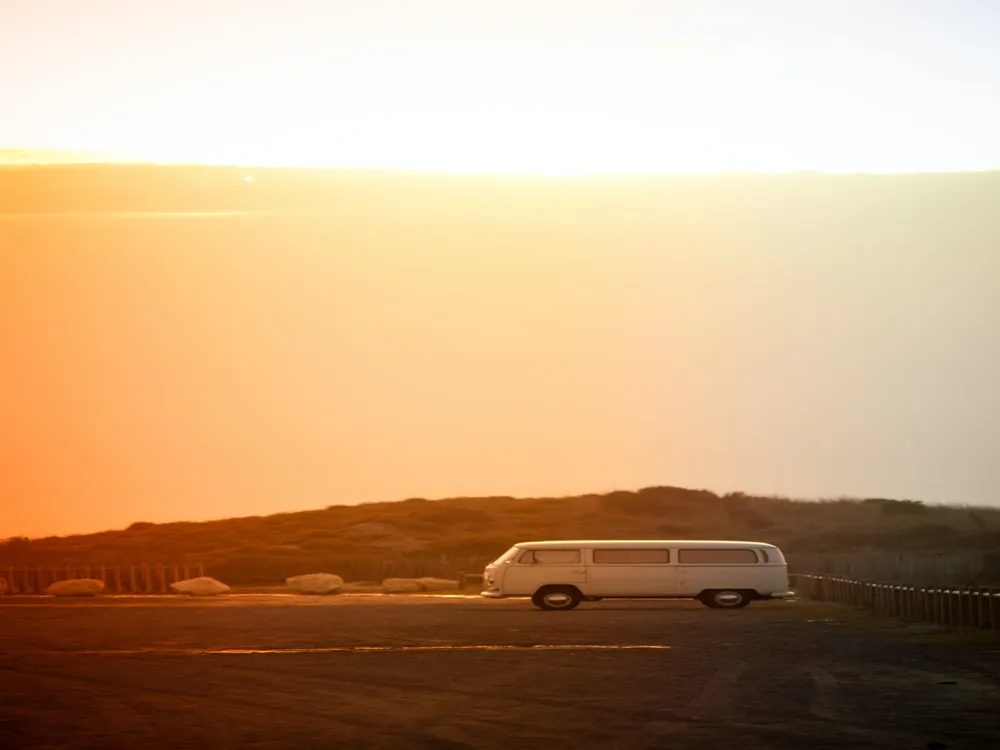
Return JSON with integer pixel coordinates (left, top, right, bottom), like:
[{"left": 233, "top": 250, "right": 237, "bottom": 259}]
[
  {"left": 3, "top": 0, "right": 1000, "bottom": 172},
  {"left": 3, "top": 1, "right": 1000, "bottom": 538}
]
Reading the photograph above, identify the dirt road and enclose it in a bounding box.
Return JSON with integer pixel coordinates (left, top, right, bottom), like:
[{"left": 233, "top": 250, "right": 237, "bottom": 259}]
[{"left": 2, "top": 595, "right": 998, "bottom": 749}]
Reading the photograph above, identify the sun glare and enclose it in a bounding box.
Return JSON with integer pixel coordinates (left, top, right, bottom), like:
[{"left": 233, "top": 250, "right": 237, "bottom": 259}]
[{"left": 4, "top": 2, "right": 1000, "bottom": 174}]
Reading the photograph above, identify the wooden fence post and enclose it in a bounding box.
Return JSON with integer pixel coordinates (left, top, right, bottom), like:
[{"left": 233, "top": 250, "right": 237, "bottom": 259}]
[
  {"left": 143, "top": 565, "right": 152, "bottom": 594},
  {"left": 198, "top": 562, "right": 205, "bottom": 578}
]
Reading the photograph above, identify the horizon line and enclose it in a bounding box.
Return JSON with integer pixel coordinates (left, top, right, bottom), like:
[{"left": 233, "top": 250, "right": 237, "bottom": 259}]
[
  {"left": 3, "top": 160, "right": 1000, "bottom": 180},
  {"left": 2, "top": 148, "right": 1000, "bottom": 178}
]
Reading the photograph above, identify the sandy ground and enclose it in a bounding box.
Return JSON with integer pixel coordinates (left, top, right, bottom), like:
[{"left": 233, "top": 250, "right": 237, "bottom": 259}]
[{"left": 1, "top": 595, "right": 999, "bottom": 749}]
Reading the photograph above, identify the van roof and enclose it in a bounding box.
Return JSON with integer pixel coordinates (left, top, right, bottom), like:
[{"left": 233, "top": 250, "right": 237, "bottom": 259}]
[{"left": 513, "top": 540, "right": 778, "bottom": 549}]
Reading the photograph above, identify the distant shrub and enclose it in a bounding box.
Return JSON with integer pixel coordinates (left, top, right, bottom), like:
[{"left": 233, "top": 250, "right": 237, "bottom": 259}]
[
  {"left": 656, "top": 523, "right": 694, "bottom": 537},
  {"left": 598, "top": 491, "right": 658, "bottom": 514},
  {"left": 719, "top": 492, "right": 759, "bottom": 511},
  {"left": 730, "top": 508, "right": 775, "bottom": 530},
  {"left": 906, "top": 524, "right": 960, "bottom": 544},
  {"left": 867, "top": 499, "right": 928, "bottom": 516},
  {"left": 442, "top": 508, "right": 493, "bottom": 524},
  {"left": 404, "top": 507, "right": 492, "bottom": 526},
  {"left": 127, "top": 522, "right": 156, "bottom": 531},
  {"left": 637, "top": 486, "right": 717, "bottom": 504}
]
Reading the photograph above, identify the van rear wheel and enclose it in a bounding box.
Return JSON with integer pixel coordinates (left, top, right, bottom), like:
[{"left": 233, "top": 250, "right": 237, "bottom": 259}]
[
  {"left": 699, "top": 590, "right": 752, "bottom": 609},
  {"left": 532, "top": 586, "right": 582, "bottom": 611}
]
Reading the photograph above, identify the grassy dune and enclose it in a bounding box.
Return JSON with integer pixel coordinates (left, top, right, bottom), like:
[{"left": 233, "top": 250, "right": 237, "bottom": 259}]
[{"left": 3, "top": 488, "right": 999, "bottom": 584}]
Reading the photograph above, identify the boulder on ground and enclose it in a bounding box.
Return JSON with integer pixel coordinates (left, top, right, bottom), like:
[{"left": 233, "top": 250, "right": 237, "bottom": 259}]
[
  {"left": 417, "top": 577, "right": 459, "bottom": 592},
  {"left": 382, "top": 577, "right": 423, "bottom": 593},
  {"left": 170, "top": 577, "right": 230, "bottom": 596},
  {"left": 286, "top": 573, "right": 344, "bottom": 595},
  {"left": 47, "top": 578, "right": 105, "bottom": 597}
]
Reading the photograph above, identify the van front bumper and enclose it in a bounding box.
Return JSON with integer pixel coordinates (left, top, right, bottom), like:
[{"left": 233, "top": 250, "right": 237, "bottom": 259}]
[{"left": 767, "top": 591, "right": 795, "bottom": 599}]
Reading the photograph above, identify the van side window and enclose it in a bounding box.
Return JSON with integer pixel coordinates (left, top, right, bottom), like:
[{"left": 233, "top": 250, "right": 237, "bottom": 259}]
[
  {"left": 592, "top": 549, "right": 669, "bottom": 564},
  {"left": 519, "top": 549, "right": 581, "bottom": 564},
  {"left": 759, "top": 549, "right": 769, "bottom": 563},
  {"left": 677, "top": 549, "right": 759, "bottom": 564}
]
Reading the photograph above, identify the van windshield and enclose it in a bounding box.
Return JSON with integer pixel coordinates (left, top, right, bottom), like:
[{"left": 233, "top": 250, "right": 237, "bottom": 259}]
[{"left": 492, "top": 546, "right": 521, "bottom": 565}]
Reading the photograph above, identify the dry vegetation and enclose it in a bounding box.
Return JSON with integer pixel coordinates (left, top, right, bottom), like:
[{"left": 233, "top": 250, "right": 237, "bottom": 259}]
[{"left": 3, "top": 487, "right": 1000, "bottom": 585}]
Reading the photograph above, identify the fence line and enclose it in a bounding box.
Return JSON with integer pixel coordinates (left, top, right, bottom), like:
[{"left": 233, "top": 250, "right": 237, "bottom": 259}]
[
  {"left": 788, "top": 552, "right": 999, "bottom": 587},
  {"left": 794, "top": 573, "right": 999, "bottom": 631},
  {"left": 1, "top": 562, "right": 205, "bottom": 595}
]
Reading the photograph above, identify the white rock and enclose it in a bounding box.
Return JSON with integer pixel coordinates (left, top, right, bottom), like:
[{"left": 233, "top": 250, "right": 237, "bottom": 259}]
[
  {"left": 47, "top": 578, "right": 105, "bottom": 597},
  {"left": 286, "top": 573, "right": 344, "bottom": 595},
  {"left": 382, "top": 577, "right": 423, "bottom": 593},
  {"left": 170, "top": 577, "right": 230, "bottom": 596},
  {"left": 417, "top": 577, "right": 459, "bottom": 592}
]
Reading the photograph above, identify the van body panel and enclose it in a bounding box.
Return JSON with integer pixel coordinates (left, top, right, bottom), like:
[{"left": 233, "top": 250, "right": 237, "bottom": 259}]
[
  {"left": 482, "top": 540, "right": 789, "bottom": 601},
  {"left": 673, "top": 564, "right": 788, "bottom": 597},
  {"left": 585, "top": 563, "right": 676, "bottom": 597},
  {"left": 497, "top": 547, "right": 587, "bottom": 596}
]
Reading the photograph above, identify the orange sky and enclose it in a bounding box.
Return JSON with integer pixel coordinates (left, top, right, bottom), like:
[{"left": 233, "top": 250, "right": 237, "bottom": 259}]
[
  {"left": 3, "top": 0, "right": 1000, "bottom": 537},
  {"left": 3, "top": 173, "right": 999, "bottom": 537}
]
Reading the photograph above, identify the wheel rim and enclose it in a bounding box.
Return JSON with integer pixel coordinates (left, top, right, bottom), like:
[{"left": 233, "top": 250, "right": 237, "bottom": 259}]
[
  {"left": 714, "top": 591, "right": 744, "bottom": 607},
  {"left": 543, "top": 592, "right": 573, "bottom": 608}
]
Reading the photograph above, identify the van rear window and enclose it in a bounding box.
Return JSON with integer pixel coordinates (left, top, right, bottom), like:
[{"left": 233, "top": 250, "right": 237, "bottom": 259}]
[
  {"left": 519, "top": 549, "right": 581, "bottom": 564},
  {"left": 593, "top": 549, "right": 669, "bottom": 564},
  {"left": 677, "top": 549, "right": 759, "bottom": 564}
]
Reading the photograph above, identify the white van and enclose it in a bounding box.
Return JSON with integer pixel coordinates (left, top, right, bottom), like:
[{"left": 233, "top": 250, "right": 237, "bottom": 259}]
[{"left": 482, "top": 540, "right": 791, "bottom": 610}]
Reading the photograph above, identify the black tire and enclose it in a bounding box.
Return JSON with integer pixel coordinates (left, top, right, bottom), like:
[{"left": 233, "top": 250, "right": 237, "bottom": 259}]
[
  {"left": 698, "top": 590, "right": 752, "bottom": 609},
  {"left": 532, "top": 586, "right": 582, "bottom": 611}
]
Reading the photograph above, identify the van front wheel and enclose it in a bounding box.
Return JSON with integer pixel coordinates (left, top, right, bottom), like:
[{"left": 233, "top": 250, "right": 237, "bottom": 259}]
[
  {"left": 532, "top": 586, "right": 582, "bottom": 611},
  {"left": 699, "top": 590, "right": 752, "bottom": 609}
]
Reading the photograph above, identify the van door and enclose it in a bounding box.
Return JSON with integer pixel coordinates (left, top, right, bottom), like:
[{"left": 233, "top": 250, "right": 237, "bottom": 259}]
[
  {"left": 501, "top": 548, "right": 587, "bottom": 596},
  {"left": 586, "top": 548, "right": 676, "bottom": 597},
  {"left": 673, "top": 547, "right": 761, "bottom": 596}
]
